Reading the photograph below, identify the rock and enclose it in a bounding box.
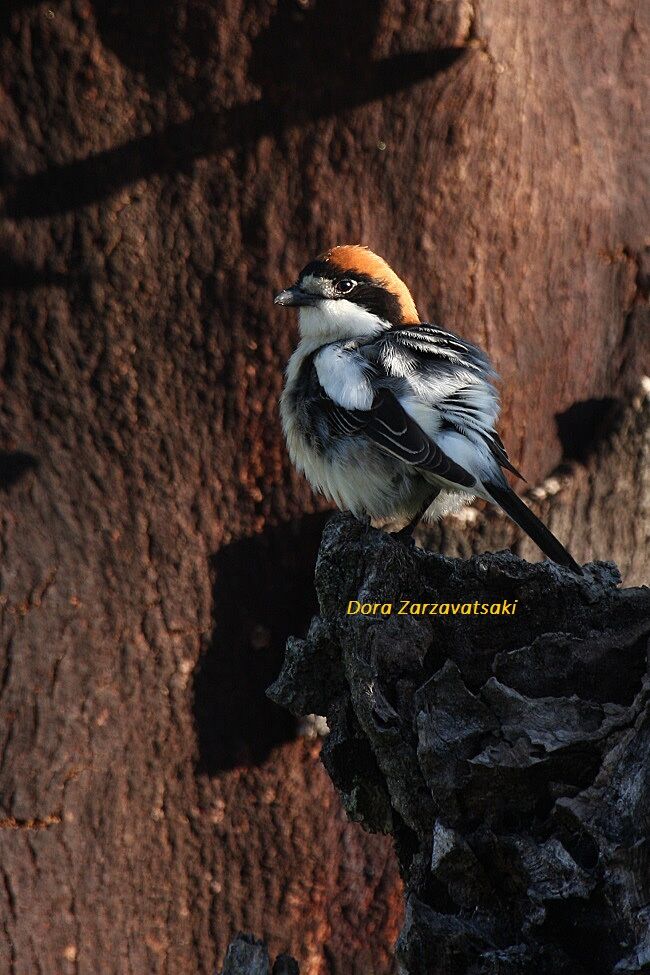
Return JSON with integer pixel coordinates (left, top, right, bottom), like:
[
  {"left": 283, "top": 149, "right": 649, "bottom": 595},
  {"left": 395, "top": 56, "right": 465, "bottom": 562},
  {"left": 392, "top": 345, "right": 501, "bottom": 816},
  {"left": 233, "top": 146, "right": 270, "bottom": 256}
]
[
  {"left": 268, "top": 514, "right": 650, "bottom": 974},
  {"left": 219, "top": 934, "right": 300, "bottom": 975},
  {"left": 219, "top": 934, "right": 270, "bottom": 975}
]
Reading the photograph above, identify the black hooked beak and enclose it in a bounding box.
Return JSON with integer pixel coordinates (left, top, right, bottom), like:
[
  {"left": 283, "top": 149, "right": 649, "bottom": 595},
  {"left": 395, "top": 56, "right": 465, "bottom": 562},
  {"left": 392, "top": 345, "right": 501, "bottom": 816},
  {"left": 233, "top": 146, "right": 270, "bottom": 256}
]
[{"left": 274, "top": 286, "right": 318, "bottom": 307}]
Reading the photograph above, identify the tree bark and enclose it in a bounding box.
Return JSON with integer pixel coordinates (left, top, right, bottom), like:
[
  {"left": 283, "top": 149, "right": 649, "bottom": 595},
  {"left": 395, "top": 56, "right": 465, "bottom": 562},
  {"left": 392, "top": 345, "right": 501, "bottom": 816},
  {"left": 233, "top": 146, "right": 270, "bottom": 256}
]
[{"left": 0, "top": 0, "right": 647, "bottom": 973}]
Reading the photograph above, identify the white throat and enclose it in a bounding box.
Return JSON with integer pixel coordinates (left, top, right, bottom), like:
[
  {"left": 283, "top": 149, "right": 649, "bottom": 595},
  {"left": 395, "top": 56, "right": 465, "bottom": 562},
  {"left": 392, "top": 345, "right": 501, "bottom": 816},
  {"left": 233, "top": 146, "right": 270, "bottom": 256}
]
[{"left": 299, "top": 299, "right": 390, "bottom": 342}]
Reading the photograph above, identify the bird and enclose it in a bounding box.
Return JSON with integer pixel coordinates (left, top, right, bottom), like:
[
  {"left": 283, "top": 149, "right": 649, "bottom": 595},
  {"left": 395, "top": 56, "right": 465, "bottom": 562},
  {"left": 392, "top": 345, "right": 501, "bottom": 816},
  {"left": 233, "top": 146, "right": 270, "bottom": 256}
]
[{"left": 275, "top": 244, "right": 581, "bottom": 573}]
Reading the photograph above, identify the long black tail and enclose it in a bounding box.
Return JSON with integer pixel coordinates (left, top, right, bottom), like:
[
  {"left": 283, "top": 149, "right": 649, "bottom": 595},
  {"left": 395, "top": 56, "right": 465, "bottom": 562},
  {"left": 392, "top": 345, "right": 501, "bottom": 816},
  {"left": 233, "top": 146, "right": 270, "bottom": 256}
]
[{"left": 485, "top": 480, "right": 582, "bottom": 574}]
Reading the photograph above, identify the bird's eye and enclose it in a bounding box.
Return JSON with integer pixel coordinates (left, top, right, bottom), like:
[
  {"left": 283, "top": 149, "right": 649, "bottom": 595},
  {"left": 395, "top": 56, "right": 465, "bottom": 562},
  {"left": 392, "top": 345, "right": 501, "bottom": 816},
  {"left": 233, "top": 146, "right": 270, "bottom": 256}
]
[{"left": 336, "top": 278, "right": 356, "bottom": 295}]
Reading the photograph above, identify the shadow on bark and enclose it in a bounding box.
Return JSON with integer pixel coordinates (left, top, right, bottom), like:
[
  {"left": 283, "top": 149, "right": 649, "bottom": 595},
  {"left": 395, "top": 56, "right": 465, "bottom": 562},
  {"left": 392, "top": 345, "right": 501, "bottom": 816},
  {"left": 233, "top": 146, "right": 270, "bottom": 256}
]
[
  {"left": 0, "top": 450, "right": 38, "bottom": 491},
  {"left": 555, "top": 397, "right": 620, "bottom": 462},
  {"left": 0, "top": 253, "right": 91, "bottom": 293},
  {"left": 0, "top": 0, "right": 36, "bottom": 33},
  {"left": 193, "top": 512, "right": 329, "bottom": 773},
  {"left": 1, "top": 0, "right": 465, "bottom": 220},
  {"left": 269, "top": 514, "right": 650, "bottom": 974}
]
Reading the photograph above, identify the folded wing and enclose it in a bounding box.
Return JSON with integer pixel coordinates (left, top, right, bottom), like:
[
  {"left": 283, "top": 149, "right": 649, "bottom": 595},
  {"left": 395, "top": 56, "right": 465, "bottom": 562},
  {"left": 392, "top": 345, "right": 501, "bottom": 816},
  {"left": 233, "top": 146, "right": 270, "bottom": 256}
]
[
  {"left": 368, "top": 324, "right": 524, "bottom": 481},
  {"left": 320, "top": 384, "right": 476, "bottom": 489}
]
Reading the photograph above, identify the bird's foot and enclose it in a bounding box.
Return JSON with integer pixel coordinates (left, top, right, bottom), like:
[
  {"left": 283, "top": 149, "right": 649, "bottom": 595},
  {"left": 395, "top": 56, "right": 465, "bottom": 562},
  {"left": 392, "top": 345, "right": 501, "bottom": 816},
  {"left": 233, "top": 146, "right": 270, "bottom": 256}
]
[
  {"left": 394, "top": 524, "right": 417, "bottom": 547},
  {"left": 357, "top": 514, "right": 373, "bottom": 534}
]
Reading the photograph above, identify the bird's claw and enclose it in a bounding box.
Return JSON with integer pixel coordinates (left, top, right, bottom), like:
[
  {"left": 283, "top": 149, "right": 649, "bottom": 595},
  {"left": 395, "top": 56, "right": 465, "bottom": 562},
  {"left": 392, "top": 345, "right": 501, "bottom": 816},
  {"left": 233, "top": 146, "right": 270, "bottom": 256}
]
[{"left": 394, "top": 527, "right": 417, "bottom": 547}]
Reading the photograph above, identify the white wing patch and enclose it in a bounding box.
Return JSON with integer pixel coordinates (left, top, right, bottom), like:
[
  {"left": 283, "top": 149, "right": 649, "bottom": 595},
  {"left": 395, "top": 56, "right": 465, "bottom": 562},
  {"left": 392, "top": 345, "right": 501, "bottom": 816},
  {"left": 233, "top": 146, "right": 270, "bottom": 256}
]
[{"left": 315, "top": 344, "right": 374, "bottom": 410}]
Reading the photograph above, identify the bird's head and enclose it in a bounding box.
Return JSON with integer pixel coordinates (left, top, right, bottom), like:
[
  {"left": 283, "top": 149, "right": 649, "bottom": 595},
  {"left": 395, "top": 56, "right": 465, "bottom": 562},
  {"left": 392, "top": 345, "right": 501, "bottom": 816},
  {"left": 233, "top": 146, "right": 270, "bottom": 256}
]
[{"left": 274, "top": 244, "right": 419, "bottom": 341}]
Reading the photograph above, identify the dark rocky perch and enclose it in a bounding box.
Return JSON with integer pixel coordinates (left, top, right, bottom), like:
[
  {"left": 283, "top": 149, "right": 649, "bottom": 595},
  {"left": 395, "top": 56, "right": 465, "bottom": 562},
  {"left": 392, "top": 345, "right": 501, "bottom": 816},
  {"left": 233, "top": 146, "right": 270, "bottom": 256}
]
[
  {"left": 268, "top": 514, "right": 650, "bottom": 975},
  {"left": 219, "top": 933, "right": 299, "bottom": 974}
]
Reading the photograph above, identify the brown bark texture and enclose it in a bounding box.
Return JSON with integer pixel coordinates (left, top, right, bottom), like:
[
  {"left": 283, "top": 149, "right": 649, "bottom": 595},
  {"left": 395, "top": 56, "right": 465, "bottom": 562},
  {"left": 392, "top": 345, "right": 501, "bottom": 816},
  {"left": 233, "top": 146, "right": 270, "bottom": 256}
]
[{"left": 0, "top": 0, "right": 647, "bottom": 973}]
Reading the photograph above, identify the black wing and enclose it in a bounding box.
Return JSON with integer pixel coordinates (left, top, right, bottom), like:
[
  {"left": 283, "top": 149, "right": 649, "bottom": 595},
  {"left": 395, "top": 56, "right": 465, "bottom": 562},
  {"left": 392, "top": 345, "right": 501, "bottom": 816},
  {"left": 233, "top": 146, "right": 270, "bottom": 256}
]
[
  {"left": 482, "top": 429, "right": 526, "bottom": 481},
  {"left": 320, "top": 385, "right": 476, "bottom": 489},
  {"left": 485, "top": 479, "right": 581, "bottom": 572}
]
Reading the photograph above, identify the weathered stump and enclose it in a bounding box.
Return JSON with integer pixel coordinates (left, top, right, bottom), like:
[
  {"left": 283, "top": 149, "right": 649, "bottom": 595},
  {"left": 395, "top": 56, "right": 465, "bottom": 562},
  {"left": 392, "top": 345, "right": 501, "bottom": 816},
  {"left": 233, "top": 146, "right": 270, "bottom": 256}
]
[{"left": 269, "top": 515, "right": 650, "bottom": 974}]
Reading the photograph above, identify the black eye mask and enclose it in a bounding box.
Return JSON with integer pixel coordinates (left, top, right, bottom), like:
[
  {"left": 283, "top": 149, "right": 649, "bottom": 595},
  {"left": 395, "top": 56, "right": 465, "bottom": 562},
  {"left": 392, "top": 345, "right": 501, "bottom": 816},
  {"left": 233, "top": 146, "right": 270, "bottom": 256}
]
[{"left": 298, "top": 263, "right": 405, "bottom": 324}]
